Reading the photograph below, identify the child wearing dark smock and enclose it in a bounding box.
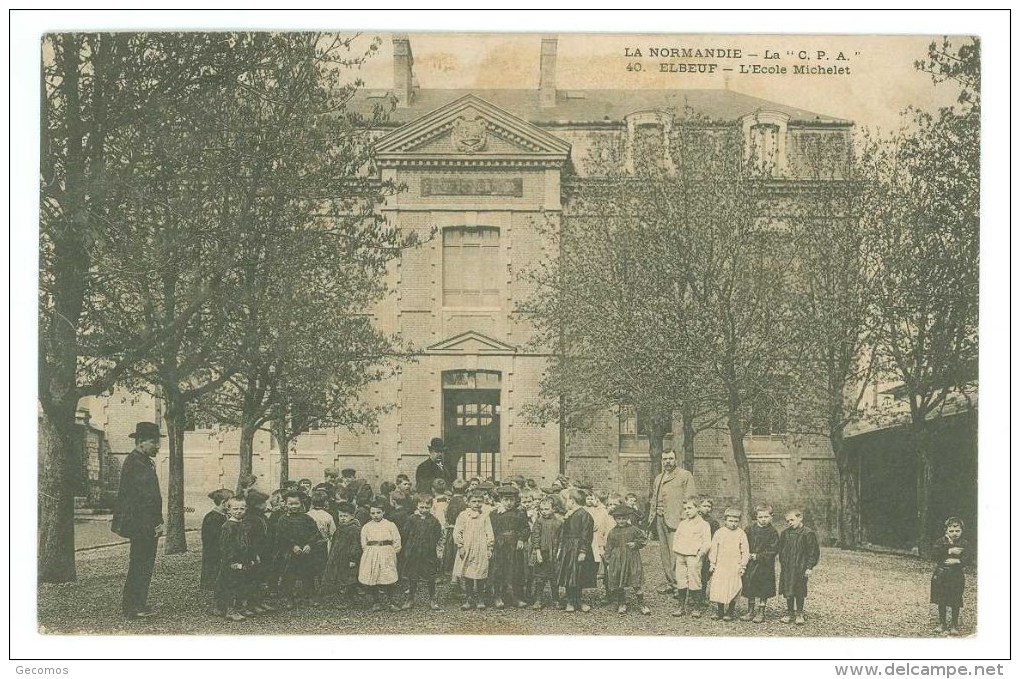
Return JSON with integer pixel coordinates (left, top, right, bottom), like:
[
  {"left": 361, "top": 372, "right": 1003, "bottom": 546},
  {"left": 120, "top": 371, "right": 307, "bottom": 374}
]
[
  {"left": 320, "top": 502, "right": 363, "bottom": 606},
  {"left": 201, "top": 488, "right": 234, "bottom": 595},
  {"left": 556, "top": 488, "right": 597, "bottom": 613},
  {"left": 399, "top": 495, "right": 444, "bottom": 610},
  {"left": 530, "top": 497, "right": 563, "bottom": 609},
  {"left": 742, "top": 503, "right": 779, "bottom": 623},
  {"left": 218, "top": 497, "right": 256, "bottom": 621},
  {"left": 777, "top": 508, "right": 820, "bottom": 625},
  {"left": 604, "top": 504, "right": 650, "bottom": 615},
  {"left": 242, "top": 491, "right": 273, "bottom": 613},
  {"left": 307, "top": 490, "right": 336, "bottom": 589},
  {"left": 488, "top": 486, "right": 530, "bottom": 609},
  {"left": 931, "top": 517, "right": 969, "bottom": 635},
  {"left": 275, "top": 490, "right": 325, "bottom": 609}
]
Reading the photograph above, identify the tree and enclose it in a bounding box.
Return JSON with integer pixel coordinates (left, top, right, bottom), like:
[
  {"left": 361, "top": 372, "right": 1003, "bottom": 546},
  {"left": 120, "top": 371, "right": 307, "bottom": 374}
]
[
  {"left": 176, "top": 33, "right": 413, "bottom": 491},
  {"left": 39, "top": 32, "right": 407, "bottom": 572},
  {"left": 786, "top": 156, "right": 880, "bottom": 549},
  {"left": 39, "top": 32, "right": 239, "bottom": 581},
  {"left": 870, "top": 37, "right": 979, "bottom": 552},
  {"left": 679, "top": 125, "right": 797, "bottom": 522},
  {"left": 522, "top": 114, "right": 794, "bottom": 519},
  {"left": 521, "top": 125, "right": 720, "bottom": 485}
]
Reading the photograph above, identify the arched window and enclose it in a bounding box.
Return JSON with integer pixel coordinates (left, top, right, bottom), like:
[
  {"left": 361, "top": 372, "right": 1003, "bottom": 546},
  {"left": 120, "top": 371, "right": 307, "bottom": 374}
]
[
  {"left": 624, "top": 110, "right": 674, "bottom": 175},
  {"left": 442, "top": 226, "right": 501, "bottom": 308},
  {"left": 742, "top": 111, "right": 790, "bottom": 176}
]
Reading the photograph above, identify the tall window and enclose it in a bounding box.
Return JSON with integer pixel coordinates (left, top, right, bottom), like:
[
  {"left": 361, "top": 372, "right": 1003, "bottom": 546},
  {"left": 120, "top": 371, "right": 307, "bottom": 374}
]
[
  {"left": 746, "top": 387, "right": 788, "bottom": 437},
  {"left": 442, "top": 226, "right": 501, "bottom": 307},
  {"left": 624, "top": 110, "right": 674, "bottom": 175},
  {"left": 742, "top": 111, "right": 789, "bottom": 176},
  {"left": 747, "top": 123, "right": 780, "bottom": 173},
  {"left": 619, "top": 405, "right": 674, "bottom": 436}
]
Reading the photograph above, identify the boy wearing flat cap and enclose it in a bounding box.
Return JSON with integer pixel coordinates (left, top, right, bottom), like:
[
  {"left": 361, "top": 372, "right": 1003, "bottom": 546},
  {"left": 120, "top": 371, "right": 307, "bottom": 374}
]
[{"left": 488, "top": 486, "right": 530, "bottom": 608}]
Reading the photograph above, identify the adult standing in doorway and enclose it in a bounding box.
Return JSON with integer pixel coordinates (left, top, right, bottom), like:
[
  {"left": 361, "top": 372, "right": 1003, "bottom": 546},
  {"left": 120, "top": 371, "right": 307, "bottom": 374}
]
[
  {"left": 111, "top": 421, "right": 165, "bottom": 619},
  {"left": 416, "top": 437, "right": 455, "bottom": 493},
  {"left": 647, "top": 449, "right": 697, "bottom": 595}
]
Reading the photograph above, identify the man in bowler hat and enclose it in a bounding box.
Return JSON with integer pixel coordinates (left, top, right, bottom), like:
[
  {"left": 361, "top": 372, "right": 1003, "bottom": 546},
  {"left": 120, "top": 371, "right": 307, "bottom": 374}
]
[
  {"left": 415, "top": 437, "right": 455, "bottom": 493},
  {"left": 112, "top": 421, "right": 165, "bottom": 619}
]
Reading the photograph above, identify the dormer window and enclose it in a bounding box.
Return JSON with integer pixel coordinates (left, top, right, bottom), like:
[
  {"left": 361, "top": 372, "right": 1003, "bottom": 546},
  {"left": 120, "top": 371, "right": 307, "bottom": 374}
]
[
  {"left": 624, "top": 110, "right": 674, "bottom": 175},
  {"left": 742, "top": 111, "right": 790, "bottom": 176}
]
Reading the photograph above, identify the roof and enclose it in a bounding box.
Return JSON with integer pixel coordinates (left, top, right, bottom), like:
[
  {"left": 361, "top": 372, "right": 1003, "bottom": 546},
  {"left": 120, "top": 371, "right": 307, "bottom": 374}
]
[{"left": 349, "top": 88, "right": 851, "bottom": 127}]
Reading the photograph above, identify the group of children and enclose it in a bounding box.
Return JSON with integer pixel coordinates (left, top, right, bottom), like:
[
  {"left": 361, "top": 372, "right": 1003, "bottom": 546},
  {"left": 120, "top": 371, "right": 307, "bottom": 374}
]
[
  {"left": 198, "top": 470, "right": 968, "bottom": 634},
  {"left": 669, "top": 500, "right": 820, "bottom": 625}
]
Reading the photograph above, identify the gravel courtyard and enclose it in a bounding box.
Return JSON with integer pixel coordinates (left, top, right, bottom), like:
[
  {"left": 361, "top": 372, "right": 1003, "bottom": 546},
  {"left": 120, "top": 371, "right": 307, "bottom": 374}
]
[{"left": 38, "top": 543, "right": 975, "bottom": 637}]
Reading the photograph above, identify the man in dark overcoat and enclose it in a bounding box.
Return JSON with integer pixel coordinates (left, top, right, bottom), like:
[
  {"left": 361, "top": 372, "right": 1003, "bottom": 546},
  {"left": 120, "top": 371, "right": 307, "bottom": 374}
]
[
  {"left": 111, "top": 421, "right": 165, "bottom": 619},
  {"left": 415, "top": 437, "right": 455, "bottom": 493}
]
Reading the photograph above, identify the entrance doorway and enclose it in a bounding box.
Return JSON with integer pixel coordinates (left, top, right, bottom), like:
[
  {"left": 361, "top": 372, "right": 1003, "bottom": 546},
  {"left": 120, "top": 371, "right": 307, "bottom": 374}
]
[{"left": 442, "top": 370, "right": 501, "bottom": 480}]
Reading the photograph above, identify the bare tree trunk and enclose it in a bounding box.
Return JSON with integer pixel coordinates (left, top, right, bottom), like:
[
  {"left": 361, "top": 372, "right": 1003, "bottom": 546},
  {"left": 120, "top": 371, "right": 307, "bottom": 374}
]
[
  {"left": 647, "top": 429, "right": 664, "bottom": 485},
  {"left": 726, "top": 409, "right": 753, "bottom": 523},
  {"left": 37, "top": 34, "right": 89, "bottom": 585},
  {"left": 38, "top": 403, "right": 79, "bottom": 583},
  {"left": 237, "top": 418, "right": 258, "bottom": 493},
  {"left": 680, "top": 407, "right": 697, "bottom": 473},
  {"left": 272, "top": 419, "right": 290, "bottom": 487},
  {"left": 831, "top": 427, "right": 860, "bottom": 548},
  {"left": 912, "top": 421, "right": 933, "bottom": 557},
  {"left": 163, "top": 390, "right": 187, "bottom": 554}
]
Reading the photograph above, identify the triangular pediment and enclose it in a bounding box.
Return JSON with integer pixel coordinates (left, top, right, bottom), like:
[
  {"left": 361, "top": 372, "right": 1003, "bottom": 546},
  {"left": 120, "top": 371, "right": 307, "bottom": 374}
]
[
  {"left": 426, "top": 330, "right": 518, "bottom": 353},
  {"left": 376, "top": 95, "right": 570, "bottom": 166}
]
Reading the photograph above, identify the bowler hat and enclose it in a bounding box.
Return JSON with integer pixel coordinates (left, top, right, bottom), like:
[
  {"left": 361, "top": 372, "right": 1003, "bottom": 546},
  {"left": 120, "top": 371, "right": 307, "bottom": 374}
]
[
  {"left": 128, "top": 421, "right": 162, "bottom": 441},
  {"left": 428, "top": 437, "right": 447, "bottom": 452}
]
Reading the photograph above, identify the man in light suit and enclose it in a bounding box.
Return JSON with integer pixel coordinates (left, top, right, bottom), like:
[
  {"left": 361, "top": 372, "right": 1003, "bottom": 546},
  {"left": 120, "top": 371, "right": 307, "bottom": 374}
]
[
  {"left": 647, "top": 449, "right": 697, "bottom": 594},
  {"left": 112, "top": 421, "right": 164, "bottom": 619}
]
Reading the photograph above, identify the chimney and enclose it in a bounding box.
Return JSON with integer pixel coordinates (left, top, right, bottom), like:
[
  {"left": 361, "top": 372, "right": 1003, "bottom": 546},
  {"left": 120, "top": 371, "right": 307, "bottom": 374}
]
[
  {"left": 392, "top": 34, "right": 416, "bottom": 108},
  {"left": 540, "top": 36, "right": 557, "bottom": 108}
]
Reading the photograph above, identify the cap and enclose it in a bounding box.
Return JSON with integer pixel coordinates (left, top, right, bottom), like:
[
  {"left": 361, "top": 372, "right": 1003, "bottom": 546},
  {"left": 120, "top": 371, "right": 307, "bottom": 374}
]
[{"left": 609, "top": 504, "right": 634, "bottom": 518}]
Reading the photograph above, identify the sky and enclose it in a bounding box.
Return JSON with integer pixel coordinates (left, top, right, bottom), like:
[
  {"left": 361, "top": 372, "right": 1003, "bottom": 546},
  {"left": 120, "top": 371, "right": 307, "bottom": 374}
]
[{"left": 351, "top": 32, "right": 966, "bottom": 132}]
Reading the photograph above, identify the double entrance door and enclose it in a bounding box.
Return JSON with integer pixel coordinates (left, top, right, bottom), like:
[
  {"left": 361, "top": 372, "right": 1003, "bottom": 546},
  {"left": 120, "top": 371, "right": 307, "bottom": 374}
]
[{"left": 441, "top": 370, "right": 501, "bottom": 480}]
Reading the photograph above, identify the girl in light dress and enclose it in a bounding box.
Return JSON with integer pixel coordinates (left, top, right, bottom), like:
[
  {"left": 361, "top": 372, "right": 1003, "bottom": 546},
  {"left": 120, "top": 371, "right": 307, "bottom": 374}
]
[
  {"left": 708, "top": 507, "right": 750, "bottom": 621},
  {"left": 359, "top": 499, "right": 402, "bottom": 612}
]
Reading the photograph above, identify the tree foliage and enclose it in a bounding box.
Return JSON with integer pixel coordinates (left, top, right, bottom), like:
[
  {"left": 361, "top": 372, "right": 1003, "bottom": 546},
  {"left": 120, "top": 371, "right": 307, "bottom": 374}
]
[
  {"left": 39, "top": 32, "right": 406, "bottom": 575},
  {"left": 869, "top": 37, "right": 979, "bottom": 549},
  {"left": 522, "top": 115, "right": 797, "bottom": 516}
]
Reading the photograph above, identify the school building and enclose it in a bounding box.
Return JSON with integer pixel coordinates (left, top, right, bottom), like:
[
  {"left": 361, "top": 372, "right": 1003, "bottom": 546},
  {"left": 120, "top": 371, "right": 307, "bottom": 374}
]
[{"left": 64, "top": 35, "right": 961, "bottom": 547}]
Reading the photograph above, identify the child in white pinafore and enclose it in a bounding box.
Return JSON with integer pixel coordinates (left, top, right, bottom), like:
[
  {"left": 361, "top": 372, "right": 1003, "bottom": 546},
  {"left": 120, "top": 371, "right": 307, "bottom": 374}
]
[
  {"left": 359, "top": 500, "right": 402, "bottom": 611},
  {"left": 453, "top": 490, "right": 494, "bottom": 610},
  {"left": 708, "top": 507, "right": 750, "bottom": 621}
]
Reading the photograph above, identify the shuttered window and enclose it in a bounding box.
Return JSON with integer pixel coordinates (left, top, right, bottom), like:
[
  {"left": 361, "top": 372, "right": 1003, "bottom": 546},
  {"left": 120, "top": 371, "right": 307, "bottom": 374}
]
[{"left": 442, "top": 226, "right": 501, "bottom": 307}]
